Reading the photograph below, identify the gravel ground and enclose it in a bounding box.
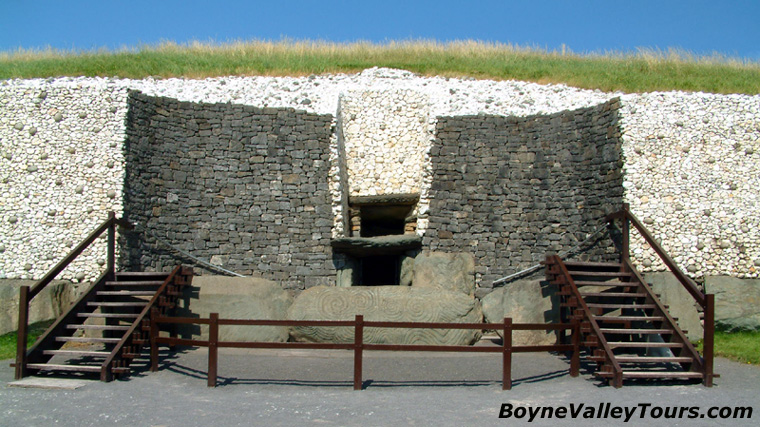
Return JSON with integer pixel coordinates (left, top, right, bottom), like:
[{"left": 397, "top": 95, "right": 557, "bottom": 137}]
[{"left": 2, "top": 347, "right": 759, "bottom": 427}]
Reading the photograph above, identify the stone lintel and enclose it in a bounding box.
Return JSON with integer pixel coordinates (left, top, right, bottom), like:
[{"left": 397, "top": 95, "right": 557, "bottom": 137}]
[
  {"left": 349, "top": 193, "right": 420, "bottom": 206},
  {"left": 330, "top": 235, "right": 422, "bottom": 257}
]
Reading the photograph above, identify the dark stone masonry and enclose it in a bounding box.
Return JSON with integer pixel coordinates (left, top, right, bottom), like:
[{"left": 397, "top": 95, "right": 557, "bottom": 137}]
[
  {"left": 122, "top": 91, "right": 336, "bottom": 290},
  {"left": 121, "top": 91, "right": 624, "bottom": 294},
  {"left": 424, "top": 98, "right": 624, "bottom": 289}
]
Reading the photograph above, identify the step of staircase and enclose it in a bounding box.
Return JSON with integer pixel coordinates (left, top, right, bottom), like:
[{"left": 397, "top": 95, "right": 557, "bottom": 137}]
[
  {"left": 115, "top": 271, "right": 170, "bottom": 279},
  {"left": 27, "top": 363, "right": 102, "bottom": 373},
  {"left": 599, "top": 328, "right": 673, "bottom": 334},
  {"left": 580, "top": 292, "right": 647, "bottom": 298},
  {"left": 614, "top": 356, "right": 693, "bottom": 363},
  {"left": 105, "top": 280, "right": 165, "bottom": 287},
  {"left": 573, "top": 280, "right": 637, "bottom": 287},
  {"left": 597, "top": 371, "right": 704, "bottom": 380},
  {"left": 42, "top": 350, "right": 111, "bottom": 357},
  {"left": 593, "top": 315, "right": 666, "bottom": 322},
  {"left": 56, "top": 336, "right": 122, "bottom": 344},
  {"left": 77, "top": 313, "right": 141, "bottom": 319},
  {"left": 65, "top": 324, "right": 131, "bottom": 331},
  {"left": 568, "top": 271, "right": 633, "bottom": 278},
  {"left": 586, "top": 303, "right": 656, "bottom": 310},
  {"left": 97, "top": 290, "right": 157, "bottom": 296},
  {"left": 563, "top": 261, "right": 622, "bottom": 269},
  {"left": 86, "top": 301, "right": 149, "bottom": 308},
  {"left": 607, "top": 341, "right": 684, "bottom": 349}
]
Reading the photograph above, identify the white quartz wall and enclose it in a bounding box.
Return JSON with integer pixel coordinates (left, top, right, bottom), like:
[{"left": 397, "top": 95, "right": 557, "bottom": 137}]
[
  {"left": 620, "top": 92, "right": 760, "bottom": 278},
  {"left": 339, "top": 89, "right": 430, "bottom": 197},
  {"left": 0, "top": 82, "right": 128, "bottom": 281}
]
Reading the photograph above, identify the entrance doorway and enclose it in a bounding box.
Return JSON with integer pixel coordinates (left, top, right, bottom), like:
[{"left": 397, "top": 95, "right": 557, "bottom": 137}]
[{"left": 360, "top": 255, "right": 401, "bottom": 286}]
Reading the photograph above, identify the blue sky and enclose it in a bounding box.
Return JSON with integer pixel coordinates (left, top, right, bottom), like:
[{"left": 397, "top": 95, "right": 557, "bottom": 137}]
[{"left": 1, "top": 0, "right": 759, "bottom": 61}]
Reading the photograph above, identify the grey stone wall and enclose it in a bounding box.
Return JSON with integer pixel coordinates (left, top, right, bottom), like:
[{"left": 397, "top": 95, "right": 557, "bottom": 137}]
[
  {"left": 425, "top": 99, "right": 624, "bottom": 290},
  {"left": 122, "top": 91, "right": 335, "bottom": 290}
]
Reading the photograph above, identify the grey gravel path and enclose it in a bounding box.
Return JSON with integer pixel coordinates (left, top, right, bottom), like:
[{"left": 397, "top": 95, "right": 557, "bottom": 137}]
[{"left": 2, "top": 348, "right": 759, "bottom": 427}]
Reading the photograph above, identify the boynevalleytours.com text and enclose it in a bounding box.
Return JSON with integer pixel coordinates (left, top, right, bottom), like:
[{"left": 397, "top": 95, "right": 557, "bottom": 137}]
[{"left": 499, "top": 402, "right": 752, "bottom": 423}]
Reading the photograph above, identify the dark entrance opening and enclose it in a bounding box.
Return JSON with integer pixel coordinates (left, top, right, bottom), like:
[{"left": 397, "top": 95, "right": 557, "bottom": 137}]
[
  {"left": 361, "top": 255, "right": 400, "bottom": 286},
  {"left": 359, "top": 205, "right": 411, "bottom": 237}
]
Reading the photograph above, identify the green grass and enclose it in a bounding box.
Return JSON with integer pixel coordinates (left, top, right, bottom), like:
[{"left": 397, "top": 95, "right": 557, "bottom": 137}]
[
  {"left": 0, "top": 320, "right": 54, "bottom": 360},
  {"left": 697, "top": 330, "right": 760, "bottom": 365},
  {"left": 1, "top": 40, "right": 759, "bottom": 94}
]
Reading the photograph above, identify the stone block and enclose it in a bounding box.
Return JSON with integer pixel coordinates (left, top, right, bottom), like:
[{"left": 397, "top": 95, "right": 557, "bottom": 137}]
[
  {"left": 481, "top": 279, "right": 559, "bottom": 346},
  {"left": 175, "top": 275, "right": 292, "bottom": 342},
  {"left": 287, "top": 286, "right": 482, "bottom": 345},
  {"left": 412, "top": 251, "right": 475, "bottom": 296},
  {"left": 399, "top": 253, "right": 415, "bottom": 286},
  {"left": 644, "top": 272, "right": 703, "bottom": 340},
  {"left": 705, "top": 276, "right": 760, "bottom": 331},
  {"left": 0, "top": 280, "right": 81, "bottom": 335}
]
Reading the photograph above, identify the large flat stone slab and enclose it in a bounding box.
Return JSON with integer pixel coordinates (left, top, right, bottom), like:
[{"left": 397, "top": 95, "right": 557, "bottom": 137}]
[
  {"left": 481, "top": 279, "right": 559, "bottom": 346},
  {"left": 287, "top": 286, "right": 482, "bottom": 345},
  {"left": 412, "top": 252, "right": 475, "bottom": 296},
  {"left": 705, "top": 276, "right": 760, "bottom": 331},
  {"left": 8, "top": 377, "right": 91, "bottom": 390},
  {"left": 644, "top": 272, "right": 703, "bottom": 340},
  {"left": 0, "top": 279, "right": 81, "bottom": 335},
  {"left": 176, "top": 276, "right": 292, "bottom": 342}
]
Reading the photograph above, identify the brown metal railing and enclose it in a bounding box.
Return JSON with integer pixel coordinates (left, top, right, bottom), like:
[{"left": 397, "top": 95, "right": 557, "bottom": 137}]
[
  {"left": 15, "top": 212, "right": 131, "bottom": 380},
  {"left": 150, "top": 312, "right": 581, "bottom": 390},
  {"left": 546, "top": 254, "right": 624, "bottom": 386},
  {"left": 605, "top": 203, "right": 715, "bottom": 386},
  {"left": 100, "top": 265, "right": 191, "bottom": 381}
]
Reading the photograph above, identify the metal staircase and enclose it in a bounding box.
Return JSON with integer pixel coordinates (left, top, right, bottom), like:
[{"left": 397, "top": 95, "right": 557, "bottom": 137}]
[
  {"left": 547, "top": 256, "right": 708, "bottom": 386},
  {"left": 545, "top": 204, "right": 715, "bottom": 387},
  {"left": 14, "top": 212, "right": 193, "bottom": 382}
]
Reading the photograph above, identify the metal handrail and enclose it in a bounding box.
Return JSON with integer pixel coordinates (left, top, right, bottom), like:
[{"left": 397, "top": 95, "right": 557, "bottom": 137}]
[
  {"left": 492, "top": 223, "right": 609, "bottom": 286},
  {"left": 28, "top": 212, "right": 131, "bottom": 299},
  {"left": 548, "top": 254, "right": 623, "bottom": 386},
  {"left": 605, "top": 203, "right": 714, "bottom": 386},
  {"left": 605, "top": 203, "right": 705, "bottom": 307},
  {"left": 100, "top": 265, "right": 184, "bottom": 381},
  {"left": 623, "top": 259, "right": 705, "bottom": 372}
]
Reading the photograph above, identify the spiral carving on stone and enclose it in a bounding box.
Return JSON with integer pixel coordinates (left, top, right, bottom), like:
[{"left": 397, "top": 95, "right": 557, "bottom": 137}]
[
  {"left": 287, "top": 286, "right": 483, "bottom": 345},
  {"left": 315, "top": 287, "right": 352, "bottom": 317}
]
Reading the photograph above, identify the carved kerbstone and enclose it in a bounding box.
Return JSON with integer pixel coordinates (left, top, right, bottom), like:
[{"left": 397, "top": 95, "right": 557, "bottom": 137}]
[
  {"left": 287, "top": 286, "right": 483, "bottom": 345},
  {"left": 412, "top": 252, "right": 475, "bottom": 296},
  {"left": 481, "top": 279, "right": 560, "bottom": 346}
]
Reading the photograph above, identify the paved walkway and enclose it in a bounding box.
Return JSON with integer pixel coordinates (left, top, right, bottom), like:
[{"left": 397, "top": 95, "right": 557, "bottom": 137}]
[{"left": 2, "top": 348, "right": 759, "bottom": 426}]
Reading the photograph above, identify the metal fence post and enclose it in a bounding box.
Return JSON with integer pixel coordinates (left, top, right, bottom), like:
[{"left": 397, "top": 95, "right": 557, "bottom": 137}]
[
  {"left": 150, "top": 308, "right": 159, "bottom": 372},
  {"left": 502, "top": 317, "right": 512, "bottom": 390},
  {"left": 15, "top": 286, "right": 30, "bottom": 380},
  {"left": 570, "top": 319, "right": 580, "bottom": 377},
  {"left": 208, "top": 313, "right": 219, "bottom": 387},
  {"left": 703, "top": 294, "right": 715, "bottom": 387},
  {"left": 353, "top": 315, "right": 364, "bottom": 390}
]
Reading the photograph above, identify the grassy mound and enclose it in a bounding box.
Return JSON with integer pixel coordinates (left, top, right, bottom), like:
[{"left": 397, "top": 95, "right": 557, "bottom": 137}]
[{"left": 1, "top": 40, "right": 759, "bottom": 94}]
